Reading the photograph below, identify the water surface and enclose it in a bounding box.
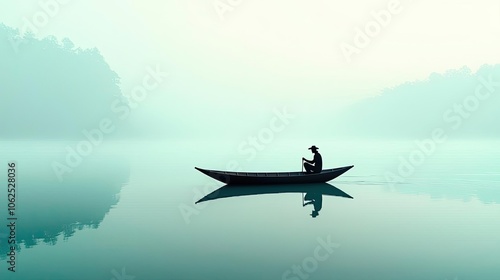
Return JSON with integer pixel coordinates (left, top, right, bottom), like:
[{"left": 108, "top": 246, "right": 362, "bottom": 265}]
[{"left": 0, "top": 140, "right": 499, "bottom": 280}]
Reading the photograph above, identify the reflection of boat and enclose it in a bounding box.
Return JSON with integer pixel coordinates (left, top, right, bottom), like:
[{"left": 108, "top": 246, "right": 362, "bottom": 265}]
[
  {"left": 196, "top": 183, "right": 353, "bottom": 204},
  {"left": 195, "top": 165, "right": 354, "bottom": 185}
]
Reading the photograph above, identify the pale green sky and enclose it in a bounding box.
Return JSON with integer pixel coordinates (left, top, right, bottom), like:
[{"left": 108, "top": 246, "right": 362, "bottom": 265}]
[{"left": 2, "top": 0, "right": 500, "bottom": 137}]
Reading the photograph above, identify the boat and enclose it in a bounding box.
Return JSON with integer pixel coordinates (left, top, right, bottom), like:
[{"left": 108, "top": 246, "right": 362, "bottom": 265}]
[
  {"left": 194, "top": 165, "right": 354, "bottom": 185},
  {"left": 196, "top": 183, "right": 353, "bottom": 204}
]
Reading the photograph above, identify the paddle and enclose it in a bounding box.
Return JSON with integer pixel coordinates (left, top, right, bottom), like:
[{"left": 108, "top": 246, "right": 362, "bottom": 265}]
[{"left": 302, "top": 158, "right": 304, "bottom": 206}]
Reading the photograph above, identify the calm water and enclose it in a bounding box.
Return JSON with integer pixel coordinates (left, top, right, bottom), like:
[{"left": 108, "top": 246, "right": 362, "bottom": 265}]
[{"left": 0, "top": 139, "right": 499, "bottom": 280}]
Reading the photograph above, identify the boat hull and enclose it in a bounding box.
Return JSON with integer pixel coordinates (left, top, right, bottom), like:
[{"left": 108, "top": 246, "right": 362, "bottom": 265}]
[{"left": 195, "top": 165, "right": 354, "bottom": 185}]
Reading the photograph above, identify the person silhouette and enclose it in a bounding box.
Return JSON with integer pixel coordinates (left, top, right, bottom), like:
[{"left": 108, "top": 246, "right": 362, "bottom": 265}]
[
  {"left": 303, "top": 192, "right": 323, "bottom": 218},
  {"left": 302, "top": 145, "right": 322, "bottom": 173}
]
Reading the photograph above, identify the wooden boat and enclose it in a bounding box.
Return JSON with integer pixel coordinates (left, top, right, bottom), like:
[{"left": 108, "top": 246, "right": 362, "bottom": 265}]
[
  {"left": 195, "top": 165, "right": 354, "bottom": 185},
  {"left": 196, "top": 183, "right": 353, "bottom": 204}
]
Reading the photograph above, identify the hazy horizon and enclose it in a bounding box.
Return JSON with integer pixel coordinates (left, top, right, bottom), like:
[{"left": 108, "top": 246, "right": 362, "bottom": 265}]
[{"left": 2, "top": 1, "right": 500, "bottom": 141}]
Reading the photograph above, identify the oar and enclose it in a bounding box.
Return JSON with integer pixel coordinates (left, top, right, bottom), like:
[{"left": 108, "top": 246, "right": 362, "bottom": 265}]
[
  {"left": 302, "top": 158, "right": 305, "bottom": 206},
  {"left": 301, "top": 158, "right": 305, "bottom": 206}
]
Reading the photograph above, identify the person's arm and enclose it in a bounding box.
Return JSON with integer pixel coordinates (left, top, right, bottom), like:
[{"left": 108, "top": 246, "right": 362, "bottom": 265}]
[
  {"left": 305, "top": 157, "right": 316, "bottom": 164},
  {"left": 302, "top": 157, "right": 313, "bottom": 164}
]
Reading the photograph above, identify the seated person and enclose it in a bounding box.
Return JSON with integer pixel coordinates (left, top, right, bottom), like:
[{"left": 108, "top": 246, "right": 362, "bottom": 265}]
[{"left": 302, "top": 145, "right": 322, "bottom": 173}]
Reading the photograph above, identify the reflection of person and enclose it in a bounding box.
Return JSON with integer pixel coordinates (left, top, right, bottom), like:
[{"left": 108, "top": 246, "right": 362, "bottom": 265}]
[
  {"left": 303, "top": 192, "right": 322, "bottom": 218},
  {"left": 302, "top": 145, "right": 322, "bottom": 173}
]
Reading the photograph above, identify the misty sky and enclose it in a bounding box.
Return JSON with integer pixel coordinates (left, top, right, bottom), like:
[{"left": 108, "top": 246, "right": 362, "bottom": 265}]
[{"left": 2, "top": 0, "right": 500, "bottom": 138}]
